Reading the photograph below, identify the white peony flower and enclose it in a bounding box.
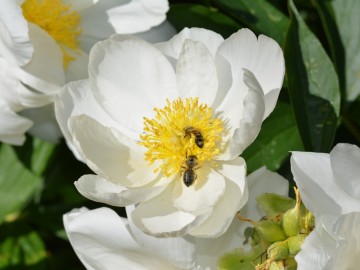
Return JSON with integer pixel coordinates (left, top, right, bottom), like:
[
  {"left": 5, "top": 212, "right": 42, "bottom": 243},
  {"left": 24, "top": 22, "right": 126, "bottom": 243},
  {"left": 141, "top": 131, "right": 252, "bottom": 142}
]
[
  {"left": 291, "top": 143, "right": 360, "bottom": 270},
  {"left": 0, "top": 0, "right": 172, "bottom": 144},
  {"left": 63, "top": 168, "right": 289, "bottom": 270},
  {"left": 55, "top": 27, "right": 285, "bottom": 237}
]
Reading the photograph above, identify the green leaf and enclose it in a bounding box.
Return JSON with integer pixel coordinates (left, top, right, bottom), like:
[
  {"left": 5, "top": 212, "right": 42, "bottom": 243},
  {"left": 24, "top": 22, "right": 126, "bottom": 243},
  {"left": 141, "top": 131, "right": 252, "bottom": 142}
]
[
  {"left": 316, "top": 0, "right": 360, "bottom": 101},
  {"left": 14, "top": 137, "right": 57, "bottom": 176},
  {"left": 311, "top": 0, "right": 345, "bottom": 96},
  {"left": 284, "top": 0, "right": 340, "bottom": 152},
  {"left": 256, "top": 193, "right": 295, "bottom": 216},
  {"left": 168, "top": 4, "right": 242, "bottom": 38},
  {"left": 0, "top": 230, "right": 47, "bottom": 268},
  {"left": 0, "top": 144, "right": 43, "bottom": 224},
  {"left": 242, "top": 102, "right": 303, "bottom": 173},
  {"left": 211, "top": 0, "right": 290, "bottom": 45}
]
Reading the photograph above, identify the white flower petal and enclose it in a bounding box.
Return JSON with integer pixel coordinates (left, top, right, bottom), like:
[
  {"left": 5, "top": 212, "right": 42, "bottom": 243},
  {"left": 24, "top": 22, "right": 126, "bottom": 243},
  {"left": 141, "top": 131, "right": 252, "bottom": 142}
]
[
  {"left": 63, "top": 207, "right": 179, "bottom": 270},
  {"left": 20, "top": 24, "right": 65, "bottom": 92},
  {"left": 0, "top": 104, "right": 32, "bottom": 145},
  {"left": 75, "top": 174, "right": 167, "bottom": 207},
  {"left": 0, "top": 61, "right": 49, "bottom": 110},
  {"left": 135, "top": 20, "right": 176, "bottom": 43},
  {"left": 291, "top": 151, "right": 360, "bottom": 217},
  {"left": 80, "top": 0, "right": 167, "bottom": 44},
  {"left": 176, "top": 39, "right": 218, "bottom": 106},
  {"left": 89, "top": 35, "right": 178, "bottom": 133},
  {"left": 325, "top": 212, "right": 360, "bottom": 269},
  {"left": 172, "top": 164, "right": 226, "bottom": 215},
  {"left": 330, "top": 143, "right": 360, "bottom": 199},
  {"left": 194, "top": 167, "right": 289, "bottom": 269},
  {"left": 156, "top": 27, "right": 224, "bottom": 60},
  {"left": 217, "top": 28, "right": 284, "bottom": 119},
  {"left": 65, "top": 49, "right": 89, "bottom": 82},
  {"left": 131, "top": 184, "right": 202, "bottom": 237},
  {"left": 107, "top": 0, "right": 168, "bottom": 33},
  {"left": 69, "top": 115, "right": 158, "bottom": 187},
  {"left": 20, "top": 105, "right": 62, "bottom": 143},
  {"left": 126, "top": 205, "right": 196, "bottom": 269},
  {"left": 189, "top": 157, "right": 247, "bottom": 238},
  {"left": 217, "top": 69, "right": 265, "bottom": 160},
  {"left": 63, "top": 0, "right": 99, "bottom": 12},
  {"left": 0, "top": 0, "right": 32, "bottom": 66}
]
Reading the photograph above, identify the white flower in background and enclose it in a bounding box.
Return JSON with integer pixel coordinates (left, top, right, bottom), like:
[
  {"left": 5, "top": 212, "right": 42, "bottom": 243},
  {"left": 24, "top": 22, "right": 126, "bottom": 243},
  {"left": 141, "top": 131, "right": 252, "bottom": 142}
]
[
  {"left": 291, "top": 143, "right": 360, "bottom": 270},
  {"left": 55, "top": 27, "right": 285, "bottom": 237},
  {"left": 63, "top": 168, "right": 289, "bottom": 270},
  {"left": 0, "top": 0, "right": 172, "bottom": 145}
]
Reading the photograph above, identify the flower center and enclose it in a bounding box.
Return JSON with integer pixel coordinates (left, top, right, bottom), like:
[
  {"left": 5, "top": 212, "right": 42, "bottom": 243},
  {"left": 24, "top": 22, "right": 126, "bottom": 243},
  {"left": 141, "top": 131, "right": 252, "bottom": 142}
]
[
  {"left": 22, "top": 0, "right": 82, "bottom": 68},
  {"left": 140, "top": 97, "right": 224, "bottom": 179}
]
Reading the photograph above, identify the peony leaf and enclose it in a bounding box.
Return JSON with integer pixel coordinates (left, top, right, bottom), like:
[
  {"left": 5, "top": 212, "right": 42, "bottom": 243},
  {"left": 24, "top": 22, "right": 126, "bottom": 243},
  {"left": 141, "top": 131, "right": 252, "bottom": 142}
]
[
  {"left": 242, "top": 101, "right": 303, "bottom": 173},
  {"left": 167, "top": 4, "right": 241, "bottom": 38},
  {"left": 0, "top": 144, "right": 43, "bottom": 224},
  {"left": 0, "top": 230, "right": 47, "bottom": 268},
  {"left": 212, "top": 0, "right": 289, "bottom": 45},
  {"left": 313, "top": 0, "right": 360, "bottom": 101},
  {"left": 284, "top": 0, "right": 340, "bottom": 152}
]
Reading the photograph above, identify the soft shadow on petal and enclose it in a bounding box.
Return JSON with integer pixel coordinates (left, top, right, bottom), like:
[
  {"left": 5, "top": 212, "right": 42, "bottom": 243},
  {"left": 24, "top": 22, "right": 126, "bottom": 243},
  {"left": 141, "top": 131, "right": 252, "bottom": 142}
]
[
  {"left": 21, "top": 24, "right": 65, "bottom": 92},
  {"left": 176, "top": 39, "right": 218, "bottom": 106},
  {"left": 135, "top": 20, "right": 177, "bottom": 44},
  {"left": 75, "top": 174, "right": 167, "bottom": 207},
  {"left": 63, "top": 207, "right": 179, "bottom": 270},
  {"left": 156, "top": 27, "right": 224, "bottom": 60},
  {"left": 126, "top": 205, "right": 196, "bottom": 269},
  {"left": 0, "top": 0, "right": 33, "bottom": 66},
  {"left": 189, "top": 157, "right": 247, "bottom": 238},
  {"left": 89, "top": 35, "right": 178, "bottom": 133},
  {"left": 326, "top": 212, "right": 360, "bottom": 269},
  {"left": 69, "top": 115, "right": 158, "bottom": 187},
  {"left": 291, "top": 151, "right": 360, "bottom": 217},
  {"left": 217, "top": 69, "right": 265, "bottom": 160},
  {"left": 62, "top": 0, "right": 100, "bottom": 12},
  {"left": 0, "top": 104, "right": 32, "bottom": 145},
  {"left": 65, "top": 49, "right": 89, "bottom": 82},
  {"left": 217, "top": 28, "right": 284, "bottom": 119},
  {"left": 172, "top": 164, "right": 226, "bottom": 215},
  {"left": 131, "top": 184, "right": 201, "bottom": 237},
  {"left": 20, "top": 105, "right": 62, "bottom": 143},
  {"left": 330, "top": 143, "right": 360, "bottom": 200}
]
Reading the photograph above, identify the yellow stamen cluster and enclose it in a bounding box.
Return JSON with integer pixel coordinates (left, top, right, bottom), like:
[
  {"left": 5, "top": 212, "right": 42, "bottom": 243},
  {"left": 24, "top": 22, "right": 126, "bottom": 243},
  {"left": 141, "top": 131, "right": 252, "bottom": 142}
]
[
  {"left": 22, "top": 0, "right": 82, "bottom": 68},
  {"left": 140, "top": 97, "right": 224, "bottom": 178}
]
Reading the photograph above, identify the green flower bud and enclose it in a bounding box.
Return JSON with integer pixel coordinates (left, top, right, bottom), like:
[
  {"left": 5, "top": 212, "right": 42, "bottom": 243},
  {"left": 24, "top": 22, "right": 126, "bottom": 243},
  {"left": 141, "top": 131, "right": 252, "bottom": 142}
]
[
  {"left": 267, "top": 241, "right": 289, "bottom": 260},
  {"left": 255, "top": 220, "right": 287, "bottom": 243},
  {"left": 269, "top": 261, "right": 285, "bottom": 270},
  {"left": 284, "top": 257, "right": 297, "bottom": 270},
  {"left": 288, "top": 234, "right": 306, "bottom": 255},
  {"left": 281, "top": 188, "right": 301, "bottom": 237}
]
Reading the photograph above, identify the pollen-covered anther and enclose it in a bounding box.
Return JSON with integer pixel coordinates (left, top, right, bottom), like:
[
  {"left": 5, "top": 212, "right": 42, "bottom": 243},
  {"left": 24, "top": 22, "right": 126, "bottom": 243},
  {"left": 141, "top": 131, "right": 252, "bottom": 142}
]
[
  {"left": 139, "top": 97, "right": 224, "bottom": 179},
  {"left": 22, "top": 0, "right": 82, "bottom": 68}
]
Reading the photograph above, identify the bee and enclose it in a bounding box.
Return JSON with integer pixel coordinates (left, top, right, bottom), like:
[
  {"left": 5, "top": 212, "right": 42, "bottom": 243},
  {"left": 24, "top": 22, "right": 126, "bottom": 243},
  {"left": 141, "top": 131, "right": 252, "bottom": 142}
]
[
  {"left": 184, "top": 126, "right": 204, "bottom": 148},
  {"left": 181, "top": 155, "right": 199, "bottom": 187}
]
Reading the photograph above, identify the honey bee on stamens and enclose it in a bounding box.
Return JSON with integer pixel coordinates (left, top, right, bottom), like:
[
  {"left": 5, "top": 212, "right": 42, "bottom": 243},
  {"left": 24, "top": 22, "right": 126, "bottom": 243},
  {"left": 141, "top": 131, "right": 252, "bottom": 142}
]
[
  {"left": 181, "top": 155, "right": 200, "bottom": 187},
  {"left": 184, "top": 126, "right": 204, "bottom": 148}
]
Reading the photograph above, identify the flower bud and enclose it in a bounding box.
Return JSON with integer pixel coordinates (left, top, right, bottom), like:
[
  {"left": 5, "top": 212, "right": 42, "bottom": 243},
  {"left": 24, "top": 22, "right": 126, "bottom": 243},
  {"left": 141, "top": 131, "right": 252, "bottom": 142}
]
[
  {"left": 267, "top": 241, "right": 289, "bottom": 260},
  {"left": 255, "top": 220, "right": 287, "bottom": 243},
  {"left": 281, "top": 188, "right": 301, "bottom": 237},
  {"left": 288, "top": 234, "right": 306, "bottom": 255}
]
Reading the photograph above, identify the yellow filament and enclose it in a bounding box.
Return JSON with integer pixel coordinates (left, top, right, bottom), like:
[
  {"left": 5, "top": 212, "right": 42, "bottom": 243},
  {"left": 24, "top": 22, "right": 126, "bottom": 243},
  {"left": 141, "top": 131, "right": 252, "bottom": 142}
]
[
  {"left": 22, "top": 0, "right": 82, "bottom": 68},
  {"left": 140, "top": 97, "right": 224, "bottom": 178}
]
